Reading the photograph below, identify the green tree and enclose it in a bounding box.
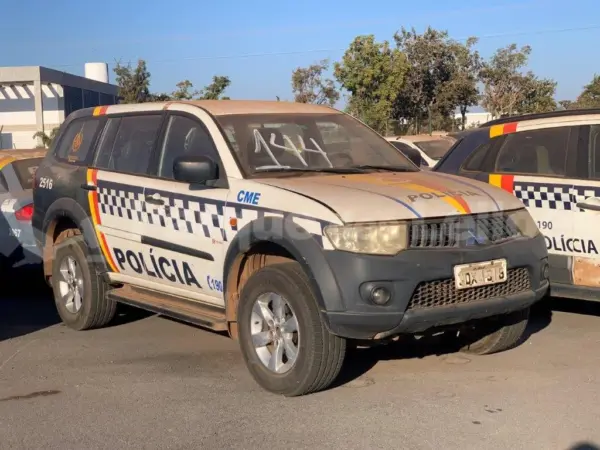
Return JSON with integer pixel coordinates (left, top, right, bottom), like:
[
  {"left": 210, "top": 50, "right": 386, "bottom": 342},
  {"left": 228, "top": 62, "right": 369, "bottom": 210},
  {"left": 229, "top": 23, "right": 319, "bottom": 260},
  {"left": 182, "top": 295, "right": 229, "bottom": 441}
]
[
  {"left": 519, "top": 75, "right": 557, "bottom": 114},
  {"left": 33, "top": 127, "right": 59, "bottom": 148},
  {"left": 448, "top": 37, "right": 482, "bottom": 130},
  {"left": 334, "top": 35, "right": 408, "bottom": 134},
  {"left": 113, "top": 59, "right": 152, "bottom": 103},
  {"left": 291, "top": 59, "right": 339, "bottom": 106},
  {"left": 172, "top": 80, "right": 197, "bottom": 100},
  {"left": 477, "top": 44, "right": 556, "bottom": 117},
  {"left": 574, "top": 74, "right": 600, "bottom": 109},
  {"left": 558, "top": 100, "right": 574, "bottom": 110},
  {"left": 393, "top": 27, "right": 465, "bottom": 133},
  {"left": 197, "top": 76, "right": 231, "bottom": 100}
]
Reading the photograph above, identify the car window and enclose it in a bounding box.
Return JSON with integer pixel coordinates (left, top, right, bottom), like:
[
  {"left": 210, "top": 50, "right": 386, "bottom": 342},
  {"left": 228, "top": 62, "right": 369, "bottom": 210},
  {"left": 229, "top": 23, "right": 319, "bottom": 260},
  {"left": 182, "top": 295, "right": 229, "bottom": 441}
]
[
  {"left": 390, "top": 142, "right": 424, "bottom": 165},
  {"left": 589, "top": 125, "right": 600, "bottom": 180},
  {"left": 215, "top": 113, "right": 416, "bottom": 176},
  {"left": 94, "top": 115, "right": 162, "bottom": 175},
  {"left": 461, "top": 142, "right": 492, "bottom": 172},
  {"left": 54, "top": 118, "right": 101, "bottom": 164},
  {"left": 494, "top": 127, "right": 570, "bottom": 177},
  {"left": 12, "top": 158, "right": 42, "bottom": 189},
  {"left": 158, "top": 115, "right": 219, "bottom": 179}
]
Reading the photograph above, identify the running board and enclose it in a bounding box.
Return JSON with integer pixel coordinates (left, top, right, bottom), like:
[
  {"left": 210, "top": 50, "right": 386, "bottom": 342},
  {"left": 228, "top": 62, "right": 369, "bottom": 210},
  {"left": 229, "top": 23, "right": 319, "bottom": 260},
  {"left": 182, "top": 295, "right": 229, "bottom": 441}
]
[{"left": 107, "top": 285, "right": 227, "bottom": 331}]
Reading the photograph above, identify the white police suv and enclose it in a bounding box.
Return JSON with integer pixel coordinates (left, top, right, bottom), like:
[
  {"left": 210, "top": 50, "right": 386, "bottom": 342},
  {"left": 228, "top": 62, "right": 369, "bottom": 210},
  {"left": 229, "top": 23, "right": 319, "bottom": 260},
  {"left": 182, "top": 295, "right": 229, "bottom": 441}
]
[{"left": 32, "top": 100, "right": 549, "bottom": 396}]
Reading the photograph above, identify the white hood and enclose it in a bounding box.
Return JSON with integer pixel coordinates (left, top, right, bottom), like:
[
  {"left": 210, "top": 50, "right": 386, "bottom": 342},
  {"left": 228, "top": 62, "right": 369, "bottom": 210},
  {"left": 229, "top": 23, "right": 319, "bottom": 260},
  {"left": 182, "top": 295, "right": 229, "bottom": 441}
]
[{"left": 256, "top": 171, "right": 524, "bottom": 223}]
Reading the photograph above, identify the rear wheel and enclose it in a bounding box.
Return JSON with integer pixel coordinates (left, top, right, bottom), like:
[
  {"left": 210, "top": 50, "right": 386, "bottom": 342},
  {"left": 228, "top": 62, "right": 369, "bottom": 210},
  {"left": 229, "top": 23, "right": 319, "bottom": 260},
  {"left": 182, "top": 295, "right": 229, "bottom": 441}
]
[
  {"left": 237, "top": 261, "right": 346, "bottom": 396},
  {"left": 51, "top": 234, "right": 116, "bottom": 330},
  {"left": 459, "top": 307, "right": 530, "bottom": 355}
]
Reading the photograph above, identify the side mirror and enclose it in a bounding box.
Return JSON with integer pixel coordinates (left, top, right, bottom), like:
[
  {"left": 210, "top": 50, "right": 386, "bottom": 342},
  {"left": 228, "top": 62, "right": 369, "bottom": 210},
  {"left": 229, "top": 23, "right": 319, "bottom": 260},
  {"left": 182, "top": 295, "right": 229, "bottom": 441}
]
[
  {"left": 400, "top": 147, "right": 424, "bottom": 167},
  {"left": 173, "top": 155, "right": 218, "bottom": 184}
]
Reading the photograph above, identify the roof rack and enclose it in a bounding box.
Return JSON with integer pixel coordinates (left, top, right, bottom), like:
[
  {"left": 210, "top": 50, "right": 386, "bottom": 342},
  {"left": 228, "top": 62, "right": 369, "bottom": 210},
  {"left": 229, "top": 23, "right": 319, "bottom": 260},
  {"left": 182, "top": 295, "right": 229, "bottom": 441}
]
[{"left": 480, "top": 108, "right": 600, "bottom": 127}]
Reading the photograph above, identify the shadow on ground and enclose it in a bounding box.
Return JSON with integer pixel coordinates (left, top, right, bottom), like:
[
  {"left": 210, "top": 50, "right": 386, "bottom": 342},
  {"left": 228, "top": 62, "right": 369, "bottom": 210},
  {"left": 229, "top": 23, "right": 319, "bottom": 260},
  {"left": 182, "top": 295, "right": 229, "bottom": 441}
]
[
  {"left": 0, "top": 269, "right": 152, "bottom": 342},
  {"left": 332, "top": 296, "right": 600, "bottom": 389}
]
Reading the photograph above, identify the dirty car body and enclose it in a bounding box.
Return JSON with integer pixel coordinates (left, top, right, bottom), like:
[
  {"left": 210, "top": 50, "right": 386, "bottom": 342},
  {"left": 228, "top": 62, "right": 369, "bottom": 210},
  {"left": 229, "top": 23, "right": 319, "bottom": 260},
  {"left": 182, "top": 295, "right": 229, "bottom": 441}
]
[{"left": 32, "top": 100, "right": 548, "bottom": 396}]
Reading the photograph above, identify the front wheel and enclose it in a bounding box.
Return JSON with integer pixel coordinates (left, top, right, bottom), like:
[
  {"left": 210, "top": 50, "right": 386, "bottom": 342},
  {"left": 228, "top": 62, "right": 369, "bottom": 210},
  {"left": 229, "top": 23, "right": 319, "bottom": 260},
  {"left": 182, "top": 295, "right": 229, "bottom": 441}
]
[
  {"left": 237, "top": 261, "right": 346, "bottom": 397},
  {"left": 459, "top": 307, "right": 530, "bottom": 355}
]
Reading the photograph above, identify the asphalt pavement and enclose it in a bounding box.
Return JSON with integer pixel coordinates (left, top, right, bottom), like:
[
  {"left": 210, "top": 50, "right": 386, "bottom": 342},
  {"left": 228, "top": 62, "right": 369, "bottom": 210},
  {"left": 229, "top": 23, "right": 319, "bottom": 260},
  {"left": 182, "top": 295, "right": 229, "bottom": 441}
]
[{"left": 1, "top": 284, "right": 600, "bottom": 450}]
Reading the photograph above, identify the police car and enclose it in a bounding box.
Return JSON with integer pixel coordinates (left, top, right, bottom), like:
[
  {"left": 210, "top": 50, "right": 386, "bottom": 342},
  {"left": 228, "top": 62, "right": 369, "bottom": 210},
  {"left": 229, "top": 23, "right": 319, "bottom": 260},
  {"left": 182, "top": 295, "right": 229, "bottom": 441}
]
[
  {"left": 434, "top": 109, "right": 600, "bottom": 302},
  {"left": 32, "top": 100, "right": 549, "bottom": 396}
]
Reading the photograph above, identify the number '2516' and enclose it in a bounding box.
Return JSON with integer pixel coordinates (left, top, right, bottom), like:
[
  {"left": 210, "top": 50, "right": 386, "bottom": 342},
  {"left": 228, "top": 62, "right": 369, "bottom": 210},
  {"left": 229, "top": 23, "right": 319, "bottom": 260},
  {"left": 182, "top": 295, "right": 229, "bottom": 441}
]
[{"left": 38, "top": 177, "right": 53, "bottom": 189}]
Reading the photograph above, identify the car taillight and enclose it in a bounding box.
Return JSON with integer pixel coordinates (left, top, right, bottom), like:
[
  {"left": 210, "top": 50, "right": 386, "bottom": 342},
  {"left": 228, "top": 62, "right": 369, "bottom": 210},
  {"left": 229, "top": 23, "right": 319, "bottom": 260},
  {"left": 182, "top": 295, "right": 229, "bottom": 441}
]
[{"left": 15, "top": 204, "right": 34, "bottom": 221}]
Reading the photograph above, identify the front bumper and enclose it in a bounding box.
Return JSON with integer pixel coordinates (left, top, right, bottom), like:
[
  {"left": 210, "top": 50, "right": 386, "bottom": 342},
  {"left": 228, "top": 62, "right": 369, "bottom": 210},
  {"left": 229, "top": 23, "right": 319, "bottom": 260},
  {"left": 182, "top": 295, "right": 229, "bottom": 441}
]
[{"left": 320, "top": 234, "right": 549, "bottom": 339}]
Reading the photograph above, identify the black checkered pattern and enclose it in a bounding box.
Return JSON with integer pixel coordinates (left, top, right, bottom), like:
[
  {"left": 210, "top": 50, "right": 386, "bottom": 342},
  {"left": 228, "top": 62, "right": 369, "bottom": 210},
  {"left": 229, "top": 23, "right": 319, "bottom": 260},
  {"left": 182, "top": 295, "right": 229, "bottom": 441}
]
[
  {"left": 513, "top": 181, "right": 573, "bottom": 210},
  {"left": 96, "top": 180, "right": 327, "bottom": 246}
]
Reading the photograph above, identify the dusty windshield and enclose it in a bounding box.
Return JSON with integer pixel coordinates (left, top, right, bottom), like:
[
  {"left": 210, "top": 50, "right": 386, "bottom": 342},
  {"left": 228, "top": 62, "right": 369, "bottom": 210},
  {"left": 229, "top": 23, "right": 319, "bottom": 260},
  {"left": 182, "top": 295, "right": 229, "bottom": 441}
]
[{"left": 214, "top": 113, "right": 418, "bottom": 177}]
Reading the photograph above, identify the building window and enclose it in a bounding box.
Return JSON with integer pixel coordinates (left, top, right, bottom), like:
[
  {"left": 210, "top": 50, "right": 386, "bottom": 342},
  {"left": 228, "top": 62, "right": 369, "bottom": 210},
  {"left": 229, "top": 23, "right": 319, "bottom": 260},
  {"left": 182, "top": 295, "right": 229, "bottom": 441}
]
[{"left": 63, "top": 85, "right": 83, "bottom": 117}]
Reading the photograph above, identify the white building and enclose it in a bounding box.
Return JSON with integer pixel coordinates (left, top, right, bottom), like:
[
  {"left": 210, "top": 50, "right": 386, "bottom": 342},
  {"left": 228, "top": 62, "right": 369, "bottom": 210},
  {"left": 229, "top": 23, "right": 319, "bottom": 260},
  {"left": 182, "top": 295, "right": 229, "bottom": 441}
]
[
  {"left": 453, "top": 111, "right": 494, "bottom": 128},
  {"left": 0, "top": 63, "right": 118, "bottom": 149}
]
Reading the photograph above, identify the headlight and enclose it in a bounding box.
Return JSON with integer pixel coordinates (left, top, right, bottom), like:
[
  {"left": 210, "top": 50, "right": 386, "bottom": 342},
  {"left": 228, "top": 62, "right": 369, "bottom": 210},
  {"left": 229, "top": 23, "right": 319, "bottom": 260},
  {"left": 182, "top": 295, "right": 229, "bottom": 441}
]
[
  {"left": 324, "top": 222, "right": 408, "bottom": 255},
  {"left": 507, "top": 208, "right": 539, "bottom": 238}
]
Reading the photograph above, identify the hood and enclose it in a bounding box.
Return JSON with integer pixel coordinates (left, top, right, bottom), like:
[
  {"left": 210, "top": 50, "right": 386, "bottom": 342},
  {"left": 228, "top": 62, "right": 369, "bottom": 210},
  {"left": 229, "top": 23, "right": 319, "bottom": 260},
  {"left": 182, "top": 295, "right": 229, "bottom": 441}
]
[{"left": 256, "top": 171, "right": 524, "bottom": 223}]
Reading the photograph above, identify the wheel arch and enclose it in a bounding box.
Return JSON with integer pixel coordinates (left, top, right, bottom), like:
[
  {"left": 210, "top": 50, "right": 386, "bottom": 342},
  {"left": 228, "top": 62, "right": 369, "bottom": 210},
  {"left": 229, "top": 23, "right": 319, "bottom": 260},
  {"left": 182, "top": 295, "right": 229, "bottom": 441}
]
[
  {"left": 222, "top": 216, "right": 344, "bottom": 339},
  {"left": 41, "top": 197, "right": 109, "bottom": 280}
]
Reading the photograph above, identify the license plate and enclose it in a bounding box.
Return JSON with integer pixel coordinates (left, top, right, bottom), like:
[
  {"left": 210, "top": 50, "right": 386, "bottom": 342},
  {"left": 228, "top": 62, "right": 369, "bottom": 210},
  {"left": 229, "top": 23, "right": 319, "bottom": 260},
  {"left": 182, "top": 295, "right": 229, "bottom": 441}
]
[{"left": 453, "top": 259, "right": 507, "bottom": 290}]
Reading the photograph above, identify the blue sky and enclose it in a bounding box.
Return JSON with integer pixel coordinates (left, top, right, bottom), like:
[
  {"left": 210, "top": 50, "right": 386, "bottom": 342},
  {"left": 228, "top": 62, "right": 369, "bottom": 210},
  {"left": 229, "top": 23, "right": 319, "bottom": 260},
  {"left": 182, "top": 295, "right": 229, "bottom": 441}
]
[{"left": 4, "top": 0, "right": 599, "bottom": 109}]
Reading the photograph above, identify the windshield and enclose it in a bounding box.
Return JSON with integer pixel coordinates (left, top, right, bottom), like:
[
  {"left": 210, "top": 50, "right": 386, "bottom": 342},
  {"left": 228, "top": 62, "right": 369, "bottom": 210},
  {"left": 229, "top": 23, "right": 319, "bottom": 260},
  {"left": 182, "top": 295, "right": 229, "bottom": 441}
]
[
  {"left": 214, "top": 113, "right": 418, "bottom": 177},
  {"left": 413, "top": 138, "right": 456, "bottom": 160}
]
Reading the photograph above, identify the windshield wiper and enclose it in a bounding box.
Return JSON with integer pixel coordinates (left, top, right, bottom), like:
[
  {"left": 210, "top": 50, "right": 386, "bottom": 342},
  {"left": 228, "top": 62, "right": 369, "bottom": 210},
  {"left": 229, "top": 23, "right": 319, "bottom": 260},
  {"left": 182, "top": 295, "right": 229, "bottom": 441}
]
[
  {"left": 351, "top": 165, "right": 419, "bottom": 172},
  {"left": 254, "top": 167, "right": 367, "bottom": 174}
]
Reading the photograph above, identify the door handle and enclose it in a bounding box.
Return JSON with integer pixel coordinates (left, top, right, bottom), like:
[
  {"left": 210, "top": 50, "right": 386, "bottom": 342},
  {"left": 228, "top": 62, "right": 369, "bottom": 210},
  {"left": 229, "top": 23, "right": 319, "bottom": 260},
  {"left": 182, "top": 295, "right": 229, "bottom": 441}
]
[
  {"left": 80, "top": 183, "right": 97, "bottom": 191},
  {"left": 576, "top": 197, "right": 600, "bottom": 211},
  {"left": 145, "top": 193, "right": 165, "bottom": 206}
]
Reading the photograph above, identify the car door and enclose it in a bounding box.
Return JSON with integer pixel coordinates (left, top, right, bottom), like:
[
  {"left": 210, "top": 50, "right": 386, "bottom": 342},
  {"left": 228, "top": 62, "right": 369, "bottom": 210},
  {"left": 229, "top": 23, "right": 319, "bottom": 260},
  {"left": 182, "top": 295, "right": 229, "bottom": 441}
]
[
  {"left": 140, "top": 112, "right": 229, "bottom": 305},
  {"left": 90, "top": 113, "right": 165, "bottom": 286},
  {"left": 484, "top": 125, "right": 579, "bottom": 284},
  {"left": 569, "top": 123, "right": 600, "bottom": 289}
]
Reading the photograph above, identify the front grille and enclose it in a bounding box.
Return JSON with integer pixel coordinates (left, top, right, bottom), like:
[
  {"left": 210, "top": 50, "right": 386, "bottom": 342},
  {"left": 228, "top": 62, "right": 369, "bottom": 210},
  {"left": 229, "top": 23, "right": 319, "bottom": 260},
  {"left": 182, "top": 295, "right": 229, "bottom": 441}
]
[
  {"left": 408, "top": 213, "right": 521, "bottom": 249},
  {"left": 407, "top": 267, "right": 531, "bottom": 311}
]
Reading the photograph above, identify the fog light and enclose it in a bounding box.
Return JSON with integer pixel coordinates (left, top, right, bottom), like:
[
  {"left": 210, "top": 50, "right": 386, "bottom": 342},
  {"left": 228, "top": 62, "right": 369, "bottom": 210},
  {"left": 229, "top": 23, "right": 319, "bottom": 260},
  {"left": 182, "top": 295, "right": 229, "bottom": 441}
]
[
  {"left": 371, "top": 287, "right": 391, "bottom": 305},
  {"left": 542, "top": 262, "right": 550, "bottom": 280}
]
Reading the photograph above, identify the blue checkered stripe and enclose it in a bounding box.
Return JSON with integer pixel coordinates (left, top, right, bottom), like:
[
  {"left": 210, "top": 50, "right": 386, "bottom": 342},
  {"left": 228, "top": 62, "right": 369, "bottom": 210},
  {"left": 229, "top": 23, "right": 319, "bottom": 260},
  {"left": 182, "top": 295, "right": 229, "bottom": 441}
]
[
  {"left": 96, "top": 180, "right": 328, "bottom": 246},
  {"left": 513, "top": 181, "right": 573, "bottom": 210}
]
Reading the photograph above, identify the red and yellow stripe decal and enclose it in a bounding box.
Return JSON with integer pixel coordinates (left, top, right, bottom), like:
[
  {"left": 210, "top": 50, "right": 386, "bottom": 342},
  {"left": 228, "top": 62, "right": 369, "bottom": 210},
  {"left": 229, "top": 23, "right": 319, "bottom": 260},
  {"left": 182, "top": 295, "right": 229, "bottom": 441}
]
[
  {"left": 489, "top": 174, "right": 515, "bottom": 193},
  {"left": 92, "top": 106, "right": 109, "bottom": 116},
  {"left": 86, "top": 169, "right": 119, "bottom": 272},
  {"left": 490, "top": 122, "right": 518, "bottom": 138},
  {"left": 0, "top": 157, "right": 16, "bottom": 170},
  {"left": 343, "top": 174, "right": 472, "bottom": 214},
  {"left": 402, "top": 180, "right": 472, "bottom": 214}
]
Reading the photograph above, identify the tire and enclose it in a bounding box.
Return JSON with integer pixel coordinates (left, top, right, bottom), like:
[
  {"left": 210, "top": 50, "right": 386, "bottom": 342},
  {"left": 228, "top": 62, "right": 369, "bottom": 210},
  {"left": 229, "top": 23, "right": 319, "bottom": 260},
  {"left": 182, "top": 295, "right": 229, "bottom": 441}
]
[
  {"left": 237, "top": 261, "right": 346, "bottom": 397},
  {"left": 51, "top": 234, "right": 116, "bottom": 331},
  {"left": 459, "top": 307, "right": 530, "bottom": 355}
]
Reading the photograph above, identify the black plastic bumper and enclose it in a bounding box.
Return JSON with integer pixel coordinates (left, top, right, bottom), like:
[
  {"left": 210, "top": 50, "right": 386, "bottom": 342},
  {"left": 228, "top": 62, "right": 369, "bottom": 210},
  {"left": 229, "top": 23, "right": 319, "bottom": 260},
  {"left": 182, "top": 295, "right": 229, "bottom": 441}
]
[{"left": 320, "top": 234, "right": 549, "bottom": 339}]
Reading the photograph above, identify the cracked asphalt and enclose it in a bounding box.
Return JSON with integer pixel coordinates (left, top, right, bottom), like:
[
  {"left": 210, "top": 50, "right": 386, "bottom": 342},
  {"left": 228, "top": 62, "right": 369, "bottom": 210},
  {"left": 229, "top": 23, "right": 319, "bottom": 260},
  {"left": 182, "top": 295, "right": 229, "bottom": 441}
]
[{"left": 1, "top": 287, "right": 600, "bottom": 450}]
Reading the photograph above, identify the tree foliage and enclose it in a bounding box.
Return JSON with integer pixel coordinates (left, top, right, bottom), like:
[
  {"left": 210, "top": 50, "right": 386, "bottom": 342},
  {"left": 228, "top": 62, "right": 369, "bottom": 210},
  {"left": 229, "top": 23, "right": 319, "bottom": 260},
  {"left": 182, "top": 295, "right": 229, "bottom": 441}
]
[
  {"left": 574, "top": 74, "right": 600, "bottom": 109},
  {"left": 113, "top": 59, "right": 152, "bottom": 103},
  {"left": 291, "top": 59, "right": 339, "bottom": 106},
  {"left": 334, "top": 35, "right": 408, "bottom": 134},
  {"left": 479, "top": 44, "right": 556, "bottom": 117},
  {"left": 33, "top": 127, "right": 59, "bottom": 148}
]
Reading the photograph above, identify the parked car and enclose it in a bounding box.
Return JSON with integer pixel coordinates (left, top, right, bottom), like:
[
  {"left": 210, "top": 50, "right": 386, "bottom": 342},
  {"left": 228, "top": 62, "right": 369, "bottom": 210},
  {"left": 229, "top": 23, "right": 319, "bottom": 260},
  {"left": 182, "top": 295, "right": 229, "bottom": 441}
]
[
  {"left": 434, "top": 108, "right": 600, "bottom": 302},
  {"left": 401, "top": 134, "right": 457, "bottom": 164},
  {"left": 0, "top": 150, "right": 45, "bottom": 275},
  {"left": 33, "top": 100, "right": 548, "bottom": 396},
  {"left": 385, "top": 136, "right": 437, "bottom": 169}
]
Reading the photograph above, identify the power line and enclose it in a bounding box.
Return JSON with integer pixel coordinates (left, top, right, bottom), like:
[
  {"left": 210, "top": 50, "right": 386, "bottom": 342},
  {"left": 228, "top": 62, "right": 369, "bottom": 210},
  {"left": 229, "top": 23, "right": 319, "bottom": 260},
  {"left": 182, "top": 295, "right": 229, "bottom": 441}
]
[{"left": 49, "top": 23, "right": 600, "bottom": 70}]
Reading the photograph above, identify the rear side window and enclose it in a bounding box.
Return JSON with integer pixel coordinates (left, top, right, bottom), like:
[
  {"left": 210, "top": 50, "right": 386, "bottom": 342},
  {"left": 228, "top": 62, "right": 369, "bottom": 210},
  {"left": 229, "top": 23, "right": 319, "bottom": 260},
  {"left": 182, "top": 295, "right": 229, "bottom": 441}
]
[
  {"left": 461, "top": 142, "right": 492, "bottom": 172},
  {"left": 494, "top": 127, "right": 571, "bottom": 177},
  {"left": 12, "top": 158, "right": 42, "bottom": 189},
  {"left": 94, "top": 115, "right": 162, "bottom": 175},
  {"left": 55, "top": 118, "right": 101, "bottom": 164}
]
